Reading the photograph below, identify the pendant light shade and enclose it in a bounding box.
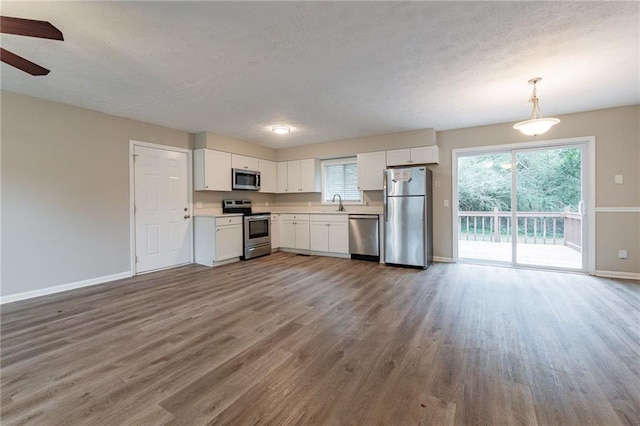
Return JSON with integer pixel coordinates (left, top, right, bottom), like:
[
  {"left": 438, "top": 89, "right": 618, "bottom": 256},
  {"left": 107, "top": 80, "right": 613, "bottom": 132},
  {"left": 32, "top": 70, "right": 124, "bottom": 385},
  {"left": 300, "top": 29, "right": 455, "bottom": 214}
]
[{"left": 513, "top": 78, "right": 560, "bottom": 136}]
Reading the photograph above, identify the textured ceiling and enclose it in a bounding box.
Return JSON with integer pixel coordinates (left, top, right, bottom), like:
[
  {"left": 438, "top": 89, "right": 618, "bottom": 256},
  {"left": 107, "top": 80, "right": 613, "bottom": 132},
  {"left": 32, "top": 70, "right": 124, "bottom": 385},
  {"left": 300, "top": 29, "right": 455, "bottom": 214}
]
[{"left": 1, "top": 1, "right": 638, "bottom": 148}]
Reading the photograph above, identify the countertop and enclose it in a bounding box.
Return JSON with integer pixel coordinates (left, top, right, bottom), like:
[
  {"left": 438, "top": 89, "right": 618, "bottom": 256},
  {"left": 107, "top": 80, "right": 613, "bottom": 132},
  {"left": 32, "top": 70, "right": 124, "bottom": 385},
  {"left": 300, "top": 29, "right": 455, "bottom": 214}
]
[
  {"left": 193, "top": 212, "right": 244, "bottom": 218},
  {"left": 195, "top": 209, "right": 382, "bottom": 217},
  {"left": 267, "top": 210, "right": 382, "bottom": 216}
]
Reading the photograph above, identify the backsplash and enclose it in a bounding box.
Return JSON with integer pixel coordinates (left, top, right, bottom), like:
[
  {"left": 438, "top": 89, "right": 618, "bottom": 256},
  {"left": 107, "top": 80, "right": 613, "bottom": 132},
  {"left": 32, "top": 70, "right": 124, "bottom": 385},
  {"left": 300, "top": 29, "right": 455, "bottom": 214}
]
[{"left": 193, "top": 190, "right": 383, "bottom": 214}]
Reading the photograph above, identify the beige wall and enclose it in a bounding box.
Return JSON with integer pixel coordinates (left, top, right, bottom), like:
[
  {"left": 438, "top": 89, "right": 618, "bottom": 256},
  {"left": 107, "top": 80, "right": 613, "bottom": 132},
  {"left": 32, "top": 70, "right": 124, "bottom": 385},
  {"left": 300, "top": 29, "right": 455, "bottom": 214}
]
[
  {"left": 274, "top": 106, "right": 639, "bottom": 273},
  {"left": 1, "top": 91, "right": 192, "bottom": 297},
  {"left": 2, "top": 91, "right": 637, "bottom": 299},
  {"left": 274, "top": 128, "right": 436, "bottom": 209},
  {"left": 434, "top": 105, "right": 640, "bottom": 273},
  {"left": 276, "top": 128, "right": 436, "bottom": 161},
  {"left": 195, "top": 131, "right": 276, "bottom": 161}
]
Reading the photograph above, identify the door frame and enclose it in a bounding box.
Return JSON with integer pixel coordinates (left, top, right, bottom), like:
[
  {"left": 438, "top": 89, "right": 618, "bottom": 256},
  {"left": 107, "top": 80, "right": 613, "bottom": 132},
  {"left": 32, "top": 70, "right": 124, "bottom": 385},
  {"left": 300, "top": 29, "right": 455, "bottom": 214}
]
[
  {"left": 452, "top": 136, "right": 595, "bottom": 274},
  {"left": 129, "top": 140, "right": 193, "bottom": 275}
]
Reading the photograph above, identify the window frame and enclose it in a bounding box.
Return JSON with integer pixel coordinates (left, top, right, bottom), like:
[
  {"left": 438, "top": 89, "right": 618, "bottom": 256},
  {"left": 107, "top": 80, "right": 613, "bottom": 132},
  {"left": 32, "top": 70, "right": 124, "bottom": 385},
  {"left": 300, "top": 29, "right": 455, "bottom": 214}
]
[{"left": 321, "top": 157, "right": 363, "bottom": 206}]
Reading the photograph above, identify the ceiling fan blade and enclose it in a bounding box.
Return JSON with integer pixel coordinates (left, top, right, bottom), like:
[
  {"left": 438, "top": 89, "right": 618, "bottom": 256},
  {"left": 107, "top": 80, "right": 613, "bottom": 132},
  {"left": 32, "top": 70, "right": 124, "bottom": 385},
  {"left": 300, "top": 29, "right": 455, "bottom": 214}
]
[
  {"left": 0, "top": 48, "right": 50, "bottom": 76},
  {"left": 0, "top": 16, "right": 63, "bottom": 40}
]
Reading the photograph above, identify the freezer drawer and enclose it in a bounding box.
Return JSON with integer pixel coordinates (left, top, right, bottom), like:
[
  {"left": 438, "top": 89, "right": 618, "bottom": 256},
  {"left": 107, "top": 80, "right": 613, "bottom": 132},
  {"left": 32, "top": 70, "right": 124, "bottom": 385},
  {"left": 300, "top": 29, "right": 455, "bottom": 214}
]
[{"left": 349, "top": 215, "right": 380, "bottom": 258}]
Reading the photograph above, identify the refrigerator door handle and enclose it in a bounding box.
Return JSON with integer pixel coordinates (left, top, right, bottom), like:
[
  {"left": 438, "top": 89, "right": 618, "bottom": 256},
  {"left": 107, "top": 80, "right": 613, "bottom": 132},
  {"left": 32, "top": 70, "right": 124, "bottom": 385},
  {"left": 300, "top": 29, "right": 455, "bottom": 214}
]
[{"left": 383, "top": 171, "right": 388, "bottom": 222}]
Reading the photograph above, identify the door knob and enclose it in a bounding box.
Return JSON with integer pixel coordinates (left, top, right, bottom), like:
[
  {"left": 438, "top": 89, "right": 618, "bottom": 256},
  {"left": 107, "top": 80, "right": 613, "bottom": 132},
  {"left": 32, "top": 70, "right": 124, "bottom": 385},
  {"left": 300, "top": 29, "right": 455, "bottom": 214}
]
[{"left": 184, "top": 215, "right": 191, "bottom": 219}]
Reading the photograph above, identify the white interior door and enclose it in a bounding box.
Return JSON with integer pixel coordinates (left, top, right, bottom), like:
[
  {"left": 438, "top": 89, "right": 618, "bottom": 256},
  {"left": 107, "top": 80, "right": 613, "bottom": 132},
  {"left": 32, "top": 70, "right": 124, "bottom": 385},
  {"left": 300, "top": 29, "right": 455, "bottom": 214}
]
[{"left": 134, "top": 144, "right": 191, "bottom": 273}]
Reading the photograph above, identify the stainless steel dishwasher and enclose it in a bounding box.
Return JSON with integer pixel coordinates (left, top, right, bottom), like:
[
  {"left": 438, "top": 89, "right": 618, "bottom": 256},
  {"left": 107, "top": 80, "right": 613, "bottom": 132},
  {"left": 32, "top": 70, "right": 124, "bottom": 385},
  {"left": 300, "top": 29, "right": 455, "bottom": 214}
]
[{"left": 348, "top": 214, "right": 380, "bottom": 261}]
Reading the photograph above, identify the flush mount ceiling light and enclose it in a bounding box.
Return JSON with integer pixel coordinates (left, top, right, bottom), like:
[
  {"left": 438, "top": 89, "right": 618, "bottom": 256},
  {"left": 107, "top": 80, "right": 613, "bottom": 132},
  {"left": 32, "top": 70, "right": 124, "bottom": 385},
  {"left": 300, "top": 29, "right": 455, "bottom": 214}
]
[
  {"left": 513, "top": 78, "right": 560, "bottom": 136},
  {"left": 272, "top": 126, "right": 290, "bottom": 135}
]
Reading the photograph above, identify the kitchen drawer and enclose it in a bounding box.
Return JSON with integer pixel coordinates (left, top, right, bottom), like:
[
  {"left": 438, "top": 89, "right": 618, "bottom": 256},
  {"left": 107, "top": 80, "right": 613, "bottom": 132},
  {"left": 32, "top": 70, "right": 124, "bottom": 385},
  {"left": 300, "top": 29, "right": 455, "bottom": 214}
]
[
  {"left": 281, "top": 214, "right": 310, "bottom": 222},
  {"left": 215, "top": 216, "right": 243, "bottom": 227},
  {"left": 310, "top": 214, "right": 348, "bottom": 223}
]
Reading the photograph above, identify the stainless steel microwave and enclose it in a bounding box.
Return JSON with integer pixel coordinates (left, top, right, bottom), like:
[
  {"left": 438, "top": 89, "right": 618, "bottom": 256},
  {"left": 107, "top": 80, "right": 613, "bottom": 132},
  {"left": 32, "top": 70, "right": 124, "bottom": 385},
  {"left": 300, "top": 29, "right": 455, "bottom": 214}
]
[{"left": 232, "top": 168, "right": 261, "bottom": 191}]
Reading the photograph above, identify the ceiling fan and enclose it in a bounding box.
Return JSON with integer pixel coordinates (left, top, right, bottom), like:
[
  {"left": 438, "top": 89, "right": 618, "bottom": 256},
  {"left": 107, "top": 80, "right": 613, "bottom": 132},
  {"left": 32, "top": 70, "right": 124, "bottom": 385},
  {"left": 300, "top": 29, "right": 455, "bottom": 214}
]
[{"left": 0, "top": 16, "right": 64, "bottom": 76}]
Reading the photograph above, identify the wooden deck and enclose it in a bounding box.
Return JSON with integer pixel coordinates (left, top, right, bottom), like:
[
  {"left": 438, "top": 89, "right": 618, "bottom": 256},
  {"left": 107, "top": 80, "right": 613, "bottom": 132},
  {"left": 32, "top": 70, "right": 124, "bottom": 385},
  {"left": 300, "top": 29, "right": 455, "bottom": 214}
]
[
  {"left": 459, "top": 240, "right": 582, "bottom": 269},
  {"left": 2, "top": 252, "right": 638, "bottom": 425}
]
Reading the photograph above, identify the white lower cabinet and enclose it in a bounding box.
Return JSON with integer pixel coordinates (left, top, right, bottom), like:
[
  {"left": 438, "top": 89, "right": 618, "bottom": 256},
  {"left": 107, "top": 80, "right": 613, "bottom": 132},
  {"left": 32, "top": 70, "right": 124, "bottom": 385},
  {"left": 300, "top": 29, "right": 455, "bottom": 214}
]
[
  {"left": 309, "top": 215, "right": 349, "bottom": 254},
  {"left": 280, "top": 214, "right": 310, "bottom": 250},
  {"left": 271, "top": 214, "right": 280, "bottom": 249},
  {"left": 194, "top": 216, "right": 243, "bottom": 266}
]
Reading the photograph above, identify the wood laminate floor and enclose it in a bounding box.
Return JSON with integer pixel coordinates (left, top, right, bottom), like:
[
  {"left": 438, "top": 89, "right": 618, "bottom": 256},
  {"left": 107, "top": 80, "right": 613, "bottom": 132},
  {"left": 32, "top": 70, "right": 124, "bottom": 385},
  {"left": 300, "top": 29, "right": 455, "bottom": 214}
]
[{"left": 1, "top": 252, "right": 639, "bottom": 425}]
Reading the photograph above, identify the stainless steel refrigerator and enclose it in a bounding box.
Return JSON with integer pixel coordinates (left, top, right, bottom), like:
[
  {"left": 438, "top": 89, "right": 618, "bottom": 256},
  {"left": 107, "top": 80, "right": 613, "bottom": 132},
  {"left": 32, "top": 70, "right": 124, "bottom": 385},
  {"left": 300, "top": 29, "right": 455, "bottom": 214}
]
[{"left": 383, "top": 166, "right": 433, "bottom": 268}]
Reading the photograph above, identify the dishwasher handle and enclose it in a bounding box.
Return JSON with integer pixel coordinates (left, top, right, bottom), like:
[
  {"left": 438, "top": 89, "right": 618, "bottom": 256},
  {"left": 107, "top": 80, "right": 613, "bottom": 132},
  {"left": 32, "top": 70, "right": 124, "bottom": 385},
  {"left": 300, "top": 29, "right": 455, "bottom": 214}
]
[{"left": 348, "top": 214, "right": 379, "bottom": 219}]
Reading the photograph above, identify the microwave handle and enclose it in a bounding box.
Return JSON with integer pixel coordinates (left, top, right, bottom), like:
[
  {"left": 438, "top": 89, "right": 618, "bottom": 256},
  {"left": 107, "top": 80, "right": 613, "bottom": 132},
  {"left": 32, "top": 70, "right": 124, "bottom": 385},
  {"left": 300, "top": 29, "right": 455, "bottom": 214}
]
[{"left": 256, "top": 173, "right": 261, "bottom": 188}]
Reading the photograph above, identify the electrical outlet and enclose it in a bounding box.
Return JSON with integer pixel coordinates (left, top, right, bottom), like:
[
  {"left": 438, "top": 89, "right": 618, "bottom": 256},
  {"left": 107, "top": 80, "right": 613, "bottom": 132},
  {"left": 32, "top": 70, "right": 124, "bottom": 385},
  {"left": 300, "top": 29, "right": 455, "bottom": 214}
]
[
  {"left": 444, "top": 199, "right": 449, "bottom": 207},
  {"left": 614, "top": 175, "right": 623, "bottom": 184},
  {"left": 195, "top": 202, "right": 203, "bottom": 209},
  {"left": 265, "top": 201, "right": 269, "bottom": 207},
  {"left": 618, "top": 250, "right": 628, "bottom": 259}
]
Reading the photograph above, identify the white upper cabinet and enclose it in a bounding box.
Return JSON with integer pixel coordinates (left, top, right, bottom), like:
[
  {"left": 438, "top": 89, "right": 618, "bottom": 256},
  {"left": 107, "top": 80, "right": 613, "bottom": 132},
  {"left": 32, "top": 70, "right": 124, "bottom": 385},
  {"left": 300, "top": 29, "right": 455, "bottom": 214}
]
[
  {"left": 357, "top": 151, "right": 386, "bottom": 191},
  {"left": 386, "top": 146, "right": 439, "bottom": 166},
  {"left": 193, "top": 149, "right": 232, "bottom": 191},
  {"left": 279, "top": 159, "right": 321, "bottom": 193},
  {"left": 277, "top": 161, "right": 289, "bottom": 193},
  {"left": 386, "top": 148, "right": 411, "bottom": 166},
  {"left": 258, "top": 159, "right": 276, "bottom": 193},
  {"left": 287, "top": 160, "right": 301, "bottom": 193},
  {"left": 299, "top": 159, "right": 321, "bottom": 192},
  {"left": 409, "top": 146, "right": 439, "bottom": 165},
  {"left": 231, "top": 154, "right": 259, "bottom": 171}
]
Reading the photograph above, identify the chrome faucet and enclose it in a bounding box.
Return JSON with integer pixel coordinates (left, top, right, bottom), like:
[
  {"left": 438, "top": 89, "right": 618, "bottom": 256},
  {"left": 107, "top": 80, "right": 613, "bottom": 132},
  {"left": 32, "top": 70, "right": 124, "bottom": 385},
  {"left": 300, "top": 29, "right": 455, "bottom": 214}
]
[{"left": 332, "top": 194, "right": 345, "bottom": 211}]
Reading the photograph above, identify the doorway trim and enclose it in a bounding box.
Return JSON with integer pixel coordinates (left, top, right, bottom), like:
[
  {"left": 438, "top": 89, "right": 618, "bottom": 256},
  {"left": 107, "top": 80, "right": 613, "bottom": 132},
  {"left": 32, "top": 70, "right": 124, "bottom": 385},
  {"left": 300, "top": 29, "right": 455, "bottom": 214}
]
[
  {"left": 452, "top": 136, "right": 596, "bottom": 274},
  {"left": 129, "top": 140, "right": 194, "bottom": 275}
]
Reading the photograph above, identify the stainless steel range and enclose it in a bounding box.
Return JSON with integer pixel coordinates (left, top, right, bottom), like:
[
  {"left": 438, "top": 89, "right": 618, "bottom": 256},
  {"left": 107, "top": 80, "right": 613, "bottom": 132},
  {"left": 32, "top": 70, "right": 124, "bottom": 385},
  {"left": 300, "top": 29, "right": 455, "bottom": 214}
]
[{"left": 222, "top": 200, "right": 271, "bottom": 260}]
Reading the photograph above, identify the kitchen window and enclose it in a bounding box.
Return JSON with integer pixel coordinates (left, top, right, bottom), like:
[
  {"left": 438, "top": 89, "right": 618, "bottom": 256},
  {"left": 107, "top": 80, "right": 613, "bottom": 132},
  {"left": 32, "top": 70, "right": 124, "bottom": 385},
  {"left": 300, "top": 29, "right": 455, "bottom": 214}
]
[{"left": 321, "top": 157, "right": 362, "bottom": 205}]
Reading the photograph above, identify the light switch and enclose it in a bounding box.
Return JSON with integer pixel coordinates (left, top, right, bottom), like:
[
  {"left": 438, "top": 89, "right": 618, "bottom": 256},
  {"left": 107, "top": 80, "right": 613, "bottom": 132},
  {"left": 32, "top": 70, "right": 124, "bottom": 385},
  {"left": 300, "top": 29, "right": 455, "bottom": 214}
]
[
  {"left": 444, "top": 199, "right": 449, "bottom": 207},
  {"left": 434, "top": 180, "right": 441, "bottom": 188},
  {"left": 618, "top": 250, "right": 628, "bottom": 259},
  {"left": 614, "top": 175, "right": 623, "bottom": 184}
]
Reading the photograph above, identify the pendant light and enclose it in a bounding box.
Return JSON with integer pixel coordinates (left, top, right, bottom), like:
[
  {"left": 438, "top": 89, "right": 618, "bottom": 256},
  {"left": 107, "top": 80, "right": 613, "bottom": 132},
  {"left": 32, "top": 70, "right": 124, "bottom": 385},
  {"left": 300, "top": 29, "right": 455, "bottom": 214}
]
[{"left": 513, "top": 78, "right": 560, "bottom": 136}]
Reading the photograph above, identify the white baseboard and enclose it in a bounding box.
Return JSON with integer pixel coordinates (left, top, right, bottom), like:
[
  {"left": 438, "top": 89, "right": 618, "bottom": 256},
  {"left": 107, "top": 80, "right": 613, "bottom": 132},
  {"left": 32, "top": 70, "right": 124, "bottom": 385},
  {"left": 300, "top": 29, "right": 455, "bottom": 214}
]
[
  {"left": 595, "top": 270, "right": 640, "bottom": 281},
  {"left": 0, "top": 271, "right": 132, "bottom": 305},
  {"left": 433, "top": 256, "right": 455, "bottom": 263}
]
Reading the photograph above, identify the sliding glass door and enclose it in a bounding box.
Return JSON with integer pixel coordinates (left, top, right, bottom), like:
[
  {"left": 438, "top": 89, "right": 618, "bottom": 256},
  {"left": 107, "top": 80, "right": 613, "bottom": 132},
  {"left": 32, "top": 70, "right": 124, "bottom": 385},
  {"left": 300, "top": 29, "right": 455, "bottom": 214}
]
[
  {"left": 457, "top": 152, "right": 512, "bottom": 264},
  {"left": 457, "top": 141, "right": 589, "bottom": 272},
  {"left": 513, "top": 146, "right": 585, "bottom": 270}
]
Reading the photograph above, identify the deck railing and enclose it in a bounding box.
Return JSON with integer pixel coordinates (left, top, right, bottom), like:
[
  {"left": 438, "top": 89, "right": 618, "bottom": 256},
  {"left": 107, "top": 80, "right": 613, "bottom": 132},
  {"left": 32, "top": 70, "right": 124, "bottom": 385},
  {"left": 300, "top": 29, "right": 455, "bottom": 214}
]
[{"left": 458, "top": 209, "right": 582, "bottom": 250}]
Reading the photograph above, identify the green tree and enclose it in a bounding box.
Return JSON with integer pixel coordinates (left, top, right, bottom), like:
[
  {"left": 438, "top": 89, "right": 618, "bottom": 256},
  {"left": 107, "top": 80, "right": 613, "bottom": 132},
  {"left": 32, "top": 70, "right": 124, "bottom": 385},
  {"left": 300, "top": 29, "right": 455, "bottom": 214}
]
[{"left": 458, "top": 148, "right": 581, "bottom": 213}]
